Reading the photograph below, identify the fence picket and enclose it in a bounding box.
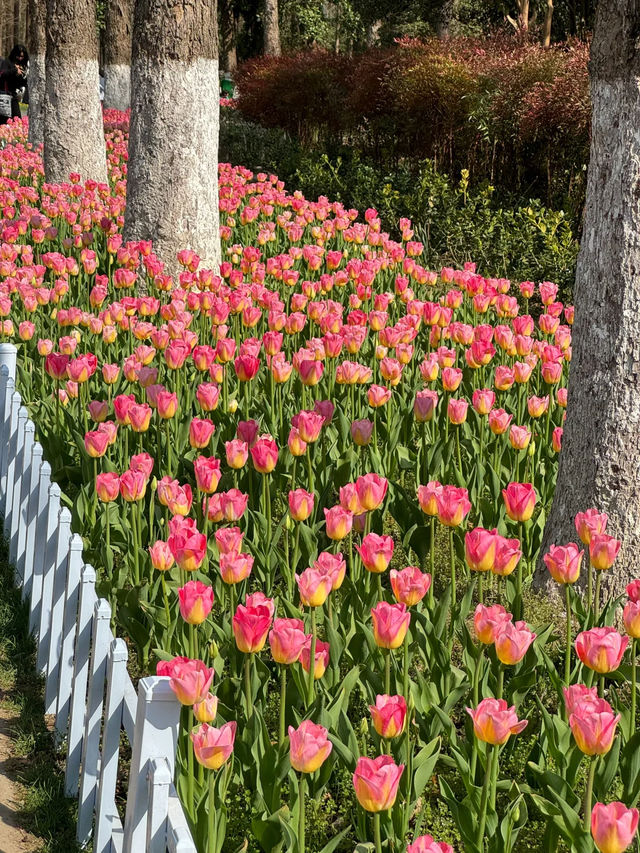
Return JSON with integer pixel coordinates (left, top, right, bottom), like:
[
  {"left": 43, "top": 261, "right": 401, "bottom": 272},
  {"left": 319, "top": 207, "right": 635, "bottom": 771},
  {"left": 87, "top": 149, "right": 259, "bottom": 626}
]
[
  {"left": 44, "top": 507, "right": 73, "bottom": 714},
  {"left": 0, "top": 374, "right": 15, "bottom": 509},
  {"left": 36, "top": 482, "right": 62, "bottom": 673},
  {"left": 146, "top": 757, "right": 172, "bottom": 853},
  {"left": 54, "top": 533, "right": 84, "bottom": 743},
  {"left": 4, "top": 390, "right": 22, "bottom": 522},
  {"left": 27, "top": 458, "right": 51, "bottom": 635},
  {"left": 15, "top": 423, "right": 35, "bottom": 587},
  {"left": 10, "top": 409, "right": 30, "bottom": 570}
]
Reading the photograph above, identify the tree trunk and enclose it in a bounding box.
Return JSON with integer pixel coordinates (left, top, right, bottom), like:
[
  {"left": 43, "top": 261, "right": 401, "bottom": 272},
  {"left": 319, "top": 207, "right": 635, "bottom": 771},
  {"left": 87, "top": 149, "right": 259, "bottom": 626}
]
[
  {"left": 542, "top": 0, "right": 553, "bottom": 47},
  {"left": 43, "top": 0, "right": 107, "bottom": 183},
  {"left": 219, "top": 0, "right": 237, "bottom": 73},
  {"left": 104, "top": 0, "right": 133, "bottom": 110},
  {"left": 435, "top": 0, "right": 455, "bottom": 39},
  {"left": 263, "top": 0, "right": 280, "bottom": 56},
  {"left": 124, "top": 0, "right": 221, "bottom": 274},
  {"left": 27, "top": 0, "right": 45, "bottom": 146},
  {"left": 535, "top": 0, "right": 640, "bottom": 598}
]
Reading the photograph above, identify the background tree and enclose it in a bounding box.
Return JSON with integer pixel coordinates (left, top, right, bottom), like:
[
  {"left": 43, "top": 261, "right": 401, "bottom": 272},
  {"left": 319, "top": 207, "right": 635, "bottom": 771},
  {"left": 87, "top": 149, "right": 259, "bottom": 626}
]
[
  {"left": 124, "top": 0, "right": 221, "bottom": 272},
  {"left": 27, "top": 0, "right": 46, "bottom": 146},
  {"left": 43, "top": 0, "right": 107, "bottom": 182},
  {"left": 535, "top": 0, "right": 640, "bottom": 594},
  {"left": 220, "top": 0, "right": 238, "bottom": 71},
  {"left": 103, "top": 0, "right": 133, "bottom": 109},
  {"left": 263, "top": 0, "right": 281, "bottom": 53}
]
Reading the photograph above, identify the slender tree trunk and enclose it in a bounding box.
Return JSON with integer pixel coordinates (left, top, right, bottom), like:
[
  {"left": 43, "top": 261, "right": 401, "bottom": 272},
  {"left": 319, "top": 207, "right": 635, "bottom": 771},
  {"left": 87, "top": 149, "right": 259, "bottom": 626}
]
[
  {"left": 27, "top": 0, "right": 45, "bottom": 146},
  {"left": 535, "top": 0, "right": 640, "bottom": 596},
  {"left": 542, "top": 0, "right": 553, "bottom": 47},
  {"left": 435, "top": 0, "right": 455, "bottom": 39},
  {"left": 124, "top": 0, "right": 221, "bottom": 273},
  {"left": 263, "top": 0, "right": 280, "bottom": 56},
  {"left": 219, "top": 0, "right": 237, "bottom": 73},
  {"left": 44, "top": 0, "right": 107, "bottom": 183},
  {"left": 104, "top": 0, "right": 132, "bottom": 110}
]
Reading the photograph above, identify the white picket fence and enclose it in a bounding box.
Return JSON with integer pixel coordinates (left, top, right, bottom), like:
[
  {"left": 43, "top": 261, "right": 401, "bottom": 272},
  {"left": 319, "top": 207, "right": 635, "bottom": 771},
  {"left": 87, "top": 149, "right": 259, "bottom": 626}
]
[{"left": 0, "top": 342, "right": 197, "bottom": 853}]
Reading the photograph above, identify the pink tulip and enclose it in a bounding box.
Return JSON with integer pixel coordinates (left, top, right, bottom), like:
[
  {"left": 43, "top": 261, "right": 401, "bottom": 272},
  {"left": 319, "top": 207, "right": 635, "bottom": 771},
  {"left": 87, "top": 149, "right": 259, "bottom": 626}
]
[
  {"left": 314, "top": 552, "right": 346, "bottom": 590},
  {"left": 225, "top": 439, "right": 249, "bottom": 469},
  {"left": 356, "top": 533, "right": 394, "bottom": 574},
  {"left": 466, "top": 697, "right": 528, "bottom": 744},
  {"left": 414, "top": 390, "right": 438, "bottom": 422},
  {"left": 190, "top": 721, "right": 236, "bottom": 769},
  {"left": 576, "top": 628, "right": 629, "bottom": 674},
  {"left": 96, "top": 471, "right": 120, "bottom": 502},
  {"left": 369, "top": 694, "right": 407, "bottom": 738},
  {"left": 543, "top": 543, "right": 584, "bottom": 585},
  {"left": 488, "top": 408, "right": 512, "bottom": 435},
  {"left": 296, "top": 566, "right": 333, "bottom": 607},
  {"left": 232, "top": 603, "right": 272, "bottom": 653},
  {"left": 149, "top": 540, "right": 175, "bottom": 572},
  {"left": 447, "top": 398, "right": 468, "bottom": 425},
  {"left": 371, "top": 601, "right": 410, "bottom": 649},
  {"left": 168, "top": 527, "right": 207, "bottom": 572},
  {"left": 502, "top": 482, "right": 536, "bottom": 523},
  {"left": 465, "top": 527, "right": 499, "bottom": 572},
  {"left": 288, "top": 720, "right": 333, "bottom": 773},
  {"left": 355, "top": 473, "right": 388, "bottom": 511},
  {"left": 288, "top": 488, "right": 315, "bottom": 521},
  {"left": 591, "top": 802, "right": 639, "bottom": 853},
  {"left": 407, "top": 836, "right": 454, "bottom": 853},
  {"left": 570, "top": 698, "right": 620, "bottom": 755},
  {"left": 623, "top": 600, "right": 640, "bottom": 638},
  {"left": 563, "top": 684, "right": 599, "bottom": 717},
  {"left": 324, "top": 506, "right": 353, "bottom": 540},
  {"left": 389, "top": 566, "right": 431, "bottom": 606},
  {"left": 589, "top": 533, "right": 621, "bottom": 570},
  {"left": 296, "top": 410, "right": 324, "bottom": 443},
  {"left": 472, "top": 389, "right": 495, "bottom": 415},
  {"left": 474, "top": 604, "right": 513, "bottom": 644},
  {"left": 435, "top": 486, "right": 471, "bottom": 527},
  {"left": 494, "top": 620, "right": 536, "bottom": 665},
  {"left": 194, "top": 455, "right": 222, "bottom": 494},
  {"left": 193, "top": 692, "right": 218, "bottom": 724},
  {"left": 250, "top": 436, "right": 278, "bottom": 473},
  {"left": 168, "top": 658, "right": 214, "bottom": 705},
  {"left": 178, "top": 580, "right": 214, "bottom": 625},
  {"left": 492, "top": 536, "right": 522, "bottom": 576},
  {"left": 219, "top": 552, "right": 254, "bottom": 584},
  {"left": 417, "top": 481, "right": 442, "bottom": 516},
  {"left": 119, "top": 469, "right": 148, "bottom": 502},
  {"left": 352, "top": 755, "right": 404, "bottom": 812},
  {"left": 300, "top": 637, "right": 330, "bottom": 679},
  {"left": 215, "top": 526, "right": 243, "bottom": 556},
  {"left": 245, "top": 592, "right": 275, "bottom": 617},
  {"left": 269, "top": 618, "right": 307, "bottom": 665},
  {"left": 575, "top": 509, "right": 608, "bottom": 545},
  {"left": 351, "top": 418, "right": 374, "bottom": 445},
  {"left": 189, "top": 417, "right": 215, "bottom": 449}
]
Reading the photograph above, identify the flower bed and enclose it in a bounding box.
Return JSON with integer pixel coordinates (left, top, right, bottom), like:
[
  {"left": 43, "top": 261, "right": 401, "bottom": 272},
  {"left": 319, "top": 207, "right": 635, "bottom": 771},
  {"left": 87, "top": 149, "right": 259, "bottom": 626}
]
[{"left": 0, "top": 115, "right": 638, "bottom": 853}]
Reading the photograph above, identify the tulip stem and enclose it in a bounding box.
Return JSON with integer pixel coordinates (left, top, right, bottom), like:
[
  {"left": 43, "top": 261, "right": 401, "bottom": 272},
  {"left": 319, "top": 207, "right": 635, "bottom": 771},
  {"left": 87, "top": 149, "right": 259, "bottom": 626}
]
[
  {"left": 631, "top": 639, "right": 637, "bottom": 742},
  {"left": 594, "top": 571, "right": 602, "bottom": 622},
  {"left": 385, "top": 648, "right": 391, "bottom": 696},
  {"left": 476, "top": 743, "right": 493, "bottom": 851},
  {"left": 586, "top": 552, "right": 593, "bottom": 616},
  {"left": 403, "top": 631, "right": 410, "bottom": 706},
  {"left": 583, "top": 756, "right": 597, "bottom": 832},
  {"left": 307, "top": 608, "right": 317, "bottom": 706},
  {"left": 496, "top": 667, "right": 504, "bottom": 701},
  {"left": 373, "top": 812, "right": 382, "bottom": 853},
  {"left": 429, "top": 518, "right": 435, "bottom": 608},
  {"left": 244, "top": 655, "right": 253, "bottom": 719},
  {"left": 187, "top": 707, "right": 195, "bottom": 817},
  {"left": 456, "top": 427, "right": 462, "bottom": 475},
  {"left": 207, "top": 769, "right": 217, "bottom": 853},
  {"left": 165, "top": 419, "right": 173, "bottom": 476},
  {"left": 564, "top": 584, "right": 572, "bottom": 685},
  {"left": 279, "top": 666, "right": 287, "bottom": 748},
  {"left": 298, "top": 774, "right": 306, "bottom": 853},
  {"left": 161, "top": 574, "right": 171, "bottom": 633}
]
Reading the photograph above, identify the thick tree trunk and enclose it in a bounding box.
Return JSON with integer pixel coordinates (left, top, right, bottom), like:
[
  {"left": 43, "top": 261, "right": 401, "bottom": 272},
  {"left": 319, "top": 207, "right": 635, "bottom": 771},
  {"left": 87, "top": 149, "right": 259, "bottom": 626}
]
[
  {"left": 124, "top": 0, "right": 221, "bottom": 274},
  {"left": 104, "top": 0, "right": 132, "bottom": 110},
  {"left": 542, "top": 0, "right": 553, "bottom": 47},
  {"left": 27, "top": 0, "right": 45, "bottom": 146},
  {"left": 435, "top": 0, "right": 455, "bottom": 39},
  {"left": 219, "top": 0, "right": 237, "bottom": 73},
  {"left": 535, "top": 0, "right": 640, "bottom": 597},
  {"left": 263, "top": 0, "right": 280, "bottom": 56},
  {"left": 43, "top": 0, "right": 107, "bottom": 183}
]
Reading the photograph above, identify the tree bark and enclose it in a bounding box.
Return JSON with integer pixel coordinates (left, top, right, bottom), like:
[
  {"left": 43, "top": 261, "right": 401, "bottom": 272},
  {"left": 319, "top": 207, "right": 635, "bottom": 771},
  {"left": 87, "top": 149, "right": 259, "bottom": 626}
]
[
  {"left": 435, "top": 0, "right": 455, "bottom": 39},
  {"left": 542, "top": 0, "right": 553, "bottom": 47},
  {"left": 263, "top": 0, "right": 280, "bottom": 56},
  {"left": 535, "top": 0, "right": 640, "bottom": 597},
  {"left": 27, "top": 0, "right": 45, "bottom": 147},
  {"left": 219, "top": 0, "right": 237, "bottom": 73},
  {"left": 124, "top": 0, "right": 221, "bottom": 274},
  {"left": 104, "top": 0, "right": 133, "bottom": 110},
  {"left": 43, "top": 0, "right": 107, "bottom": 183}
]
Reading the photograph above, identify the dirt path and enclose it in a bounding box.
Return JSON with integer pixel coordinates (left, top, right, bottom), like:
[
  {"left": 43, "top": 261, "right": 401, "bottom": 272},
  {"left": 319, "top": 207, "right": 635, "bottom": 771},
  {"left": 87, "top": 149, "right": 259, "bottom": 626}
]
[{"left": 0, "top": 706, "right": 40, "bottom": 853}]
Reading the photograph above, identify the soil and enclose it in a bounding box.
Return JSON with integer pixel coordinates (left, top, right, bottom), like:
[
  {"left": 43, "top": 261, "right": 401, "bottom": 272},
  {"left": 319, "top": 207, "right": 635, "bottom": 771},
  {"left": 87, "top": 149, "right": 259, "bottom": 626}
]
[{"left": 0, "top": 706, "right": 40, "bottom": 853}]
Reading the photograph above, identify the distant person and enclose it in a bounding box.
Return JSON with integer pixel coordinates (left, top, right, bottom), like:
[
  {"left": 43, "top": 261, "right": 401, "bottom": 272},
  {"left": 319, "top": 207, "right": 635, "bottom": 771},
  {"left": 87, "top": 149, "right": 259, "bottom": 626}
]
[{"left": 0, "top": 44, "right": 29, "bottom": 125}]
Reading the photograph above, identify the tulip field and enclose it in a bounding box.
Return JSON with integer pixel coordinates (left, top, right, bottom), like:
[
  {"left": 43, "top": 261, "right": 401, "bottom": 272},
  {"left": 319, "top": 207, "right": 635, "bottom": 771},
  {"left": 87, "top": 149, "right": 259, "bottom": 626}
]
[{"left": 1, "top": 112, "right": 639, "bottom": 853}]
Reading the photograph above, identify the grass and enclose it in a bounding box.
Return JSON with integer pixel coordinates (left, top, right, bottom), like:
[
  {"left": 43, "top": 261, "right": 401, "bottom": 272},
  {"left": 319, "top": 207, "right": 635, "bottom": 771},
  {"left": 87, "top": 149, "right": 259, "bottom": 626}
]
[{"left": 0, "top": 533, "right": 80, "bottom": 853}]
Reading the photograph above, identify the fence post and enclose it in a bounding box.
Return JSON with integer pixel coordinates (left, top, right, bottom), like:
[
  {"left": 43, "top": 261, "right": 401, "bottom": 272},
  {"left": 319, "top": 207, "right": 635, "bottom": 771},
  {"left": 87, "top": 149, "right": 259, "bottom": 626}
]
[
  {"left": 9, "top": 408, "right": 29, "bottom": 569},
  {"left": 65, "top": 563, "right": 96, "bottom": 797},
  {"left": 54, "top": 533, "right": 84, "bottom": 743},
  {"left": 0, "top": 373, "right": 15, "bottom": 510},
  {"left": 122, "top": 677, "right": 181, "bottom": 853},
  {"left": 0, "top": 366, "right": 8, "bottom": 464},
  {"left": 44, "top": 506, "right": 73, "bottom": 713},
  {"left": 15, "top": 423, "right": 35, "bottom": 587},
  {"left": 146, "top": 757, "right": 171, "bottom": 853},
  {"left": 0, "top": 343, "right": 17, "bottom": 457},
  {"left": 3, "top": 390, "right": 22, "bottom": 522},
  {"left": 77, "top": 598, "right": 112, "bottom": 845},
  {"left": 27, "top": 459, "right": 51, "bottom": 635},
  {"left": 21, "top": 441, "right": 43, "bottom": 603},
  {"left": 93, "top": 638, "right": 128, "bottom": 853},
  {"left": 36, "top": 481, "right": 62, "bottom": 673}
]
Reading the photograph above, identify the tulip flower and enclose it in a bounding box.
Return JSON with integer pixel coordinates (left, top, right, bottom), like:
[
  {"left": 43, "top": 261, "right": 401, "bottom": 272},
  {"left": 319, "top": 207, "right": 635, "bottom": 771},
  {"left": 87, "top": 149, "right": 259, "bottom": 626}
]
[
  {"left": 494, "top": 620, "right": 536, "bottom": 665},
  {"left": 296, "top": 567, "right": 333, "bottom": 608},
  {"left": 288, "top": 488, "right": 314, "bottom": 522},
  {"left": 168, "top": 658, "right": 214, "bottom": 705},
  {"left": 417, "top": 481, "right": 442, "bottom": 516},
  {"left": 502, "top": 482, "right": 536, "bottom": 523},
  {"left": 407, "top": 836, "right": 454, "bottom": 853},
  {"left": 575, "top": 509, "right": 608, "bottom": 545},
  {"left": 436, "top": 486, "right": 471, "bottom": 527},
  {"left": 591, "top": 802, "right": 639, "bottom": 853},
  {"left": 233, "top": 602, "right": 272, "bottom": 656},
  {"left": 570, "top": 698, "right": 620, "bottom": 755},
  {"left": 465, "top": 527, "right": 499, "bottom": 573},
  {"left": 371, "top": 601, "right": 410, "bottom": 650},
  {"left": 178, "top": 580, "right": 214, "bottom": 625},
  {"left": 250, "top": 436, "right": 278, "bottom": 473},
  {"left": 575, "top": 627, "right": 629, "bottom": 674},
  {"left": 215, "top": 526, "right": 243, "bottom": 556},
  {"left": 414, "top": 390, "right": 438, "bottom": 422},
  {"left": 300, "top": 637, "right": 329, "bottom": 680},
  {"left": 219, "top": 552, "right": 253, "bottom": 584},
  {"left": 190, "top": 720, "right": 236, "bottom": 769},
  {"left": 492, "top": 536, "right": 522, "bottom": 577},
  {"left": 324, "top": 505, "right": 353, "bottom": 540},
  {"left": 389, "top": 566, "right": 431, "bottom": 606},
  {"left": 563, "top": 684, "right": 599, "bottom": 717},
  {"left": 168, "top": 524, "right": 207, "bottom": 572},
  {"left": 352, "top": 755, "right": 404, "bottom": 812},
  {"left": 193, "top": 693, "right": 218, "bottom": 724},
  {"left": 269, "top": 618, "right": 307, "bottom": 666},
  {"left": 288, "top": 720, "right": 333, "bottom": 773},
  {"left": 474, "top": 604, "right": 513, "bottom": 645},
  {"left": 355, "top": 473, "right": 388, "bottom": 511},
  {"left": 589, "top": 533, "right": 621, "bottom": 570},
  {"left": 351, "top": 418, "right": 373, "bottom": 445},
  {"left": 356, "top": 533, "right": 394, "bottom": 574},
  {"left": 466, "top": 698, "right": 527, "bottom": 745},
  {"left": 194, "top": 455, "right": 222, "bottom": 494},
  {"left": 149, "top": 540, "right": 175, "bottom": 572},
  {"left": 96, "top": 472, "right": 120, "bottom": 502},
  {"left": 314, "top": 552, "right": 346, "bottom": 590},
  {"left": 189, "top": 417, "right": 215, "bottom": 449},
  {"left": 543, "top": 543, "right": 583, "bottom": 585},
  {"left": 369, "top": 694, "right": 407, "bottom": 738}
]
